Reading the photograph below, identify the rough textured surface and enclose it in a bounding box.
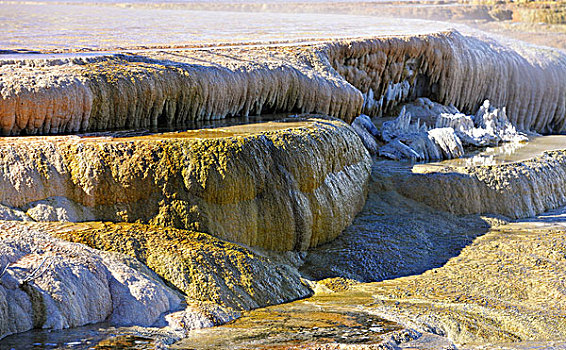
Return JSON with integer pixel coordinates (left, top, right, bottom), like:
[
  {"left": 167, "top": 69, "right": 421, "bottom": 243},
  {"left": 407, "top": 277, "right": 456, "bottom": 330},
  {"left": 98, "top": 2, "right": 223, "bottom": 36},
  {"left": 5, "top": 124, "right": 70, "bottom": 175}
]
[
  {"left": 362, "top": 213, "right": 566, "bottom": 345},
  {"left": 328, "top": 31, "right": 566, "bottom": 133},
  {"left": 52, "top": 221, "right": 312, "bottom": 312},
  {"left": 0, "top": 117, "right": 371, "bottom": 251},
  {"left": 378, "top": 99, "right": 527, "bottom": 161},
  {"left": 394, "top": 150, "right": 566, "bottom": 219},
  {"left": 2, "top": 30, "right": 566, "bottom": 135},
  {"left": 300, "top": 173, "right": 487, "bottom": 282},
  {"left": 173, "top": 160, "right": 566, "bottom": 349},
  {"left": 0, "top": 49, "right": 361, "bottom": 135},
  {"left": 173, "top": 290, "right": 407, "bottom": 350},
  {"left": 0, "top": 222, "right": 182, "bottom": 340}
]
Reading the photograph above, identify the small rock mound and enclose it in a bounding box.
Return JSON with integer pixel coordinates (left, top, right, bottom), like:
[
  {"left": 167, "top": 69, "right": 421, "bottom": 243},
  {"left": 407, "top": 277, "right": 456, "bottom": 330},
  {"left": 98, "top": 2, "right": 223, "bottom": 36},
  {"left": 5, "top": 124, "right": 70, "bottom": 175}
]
[{"left": 53, "top": 222, "right": 312, "bottom": 312}]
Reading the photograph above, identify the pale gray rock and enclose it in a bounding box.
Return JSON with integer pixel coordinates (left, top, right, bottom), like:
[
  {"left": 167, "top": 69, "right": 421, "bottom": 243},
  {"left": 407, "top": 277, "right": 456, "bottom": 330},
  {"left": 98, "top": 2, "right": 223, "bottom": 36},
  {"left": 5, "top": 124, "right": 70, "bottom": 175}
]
[
  {"left": 381, "top": 107, "right": 428, "bottom": 143},
  {"left": 355, "top": 114, "right": 380, "bottom": 137},
  {"left": 103, "top": 252, "right": 183, "bottom": 327},
  {"left": 0, "top": 204, "right": 31, "bottom": 222},
  {"left": 351, "top": 116, "right": 379, "bottom": 154},
  {"left": 436, "top": 112, "right": 499, "bottom": 146},
  {"left": 400, "top": 132, "right": 443, "bottom": 161},
  {"left": 380, "top": 100, "right": 526, "bottom": 161},
  {"left": 474, "top": 100, "right": 528, "bottom": 143},
  {"left": 428, "top": 127, "right": 464, "bottom": 159},
  {"left": 379, "top": 110, "right": 463, "bottom": 161},
  {"left": 24, "top": 197, "right": 95, "bottom": 222},
  {"left": 378, "top": 138, "right": 422, "bottom": 161},
  {"left": 400, "top": 97, "right": 459, "bottom": 127},
  {"left": 0, "top": 223, "right": 182, "bottom": 340},
  {"left": 165, "top": 302, "right": 240, "bottom": 333},
  {"left": 435, "top": 100, "right": 527, "bottom": 147}
]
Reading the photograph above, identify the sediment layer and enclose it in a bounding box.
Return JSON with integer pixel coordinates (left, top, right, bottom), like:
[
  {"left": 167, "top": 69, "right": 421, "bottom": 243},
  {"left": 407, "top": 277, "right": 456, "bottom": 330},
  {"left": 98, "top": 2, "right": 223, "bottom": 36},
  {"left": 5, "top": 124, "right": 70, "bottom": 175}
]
[
  {"left": 388, "top": 150, "right": 566, "bottom": 219},
  {"left": 2, "top": 29, "right": 566, "bottom": 135},
  {"left": 0, "top": 117, "right": 371, "bottom": 251}
]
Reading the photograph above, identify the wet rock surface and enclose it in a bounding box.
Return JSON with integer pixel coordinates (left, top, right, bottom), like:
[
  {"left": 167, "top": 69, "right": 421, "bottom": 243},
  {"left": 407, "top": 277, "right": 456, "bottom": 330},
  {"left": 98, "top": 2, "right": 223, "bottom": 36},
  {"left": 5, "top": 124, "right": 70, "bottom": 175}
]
[
  {"left": 172, "top": 291, "right": 407, "bottom": 350},
  {"left": 300, "top": 177, "right": 488, "bottom": 283},
  {"left": 169, "top": 159, "right": 566, "bottom": 349},
  {"left": 362, "top": 210, "right": 566, "bottom": 345},
  {"left": 3, "top": 16, "right": 566, "bottom": 349}
]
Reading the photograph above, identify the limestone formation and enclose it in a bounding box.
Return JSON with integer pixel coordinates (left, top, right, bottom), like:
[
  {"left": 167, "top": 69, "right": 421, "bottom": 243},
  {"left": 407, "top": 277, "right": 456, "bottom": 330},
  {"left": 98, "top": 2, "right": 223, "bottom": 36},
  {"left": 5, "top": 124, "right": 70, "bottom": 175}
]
[
  {"left": 2, "top": 30, "right": 566, "bottom": 135},
  {"left": 0, "top": 117, "right": 371, "bottom": 251},
  {"left": 395, "top": 97, "right": 460, "bottom": 127},
  {"left": 183, "top": 159, "right": 566, "bottom": 348},
  {"left": 362, "top": 217, "right": 566, "bottom": 344},
  {"left": 223, "top": 208, "right": 566, "bottom": 347},
  {"left": 436, "top": 100, "right": 528, "bottom": 147},
  {"left": 0, "top": 222, "right": 182, "bottom": 340},
  {"left": 301, "top": 162, "right": 488, "bottom": 283},
  {"left": 327, "top": 31, "right": 566, "bottom": 134},
  {"left": 378, "top": 108, "right": 464, "bottom": 161},
  {"left": 381, "top": 107, "right": 429, "bottom": 143},
  {"left": 351, "top": 115, "right": 379, "bottom": 154},
  {"left": 0, "top": 49, "right": 362, "bottom": 135}
]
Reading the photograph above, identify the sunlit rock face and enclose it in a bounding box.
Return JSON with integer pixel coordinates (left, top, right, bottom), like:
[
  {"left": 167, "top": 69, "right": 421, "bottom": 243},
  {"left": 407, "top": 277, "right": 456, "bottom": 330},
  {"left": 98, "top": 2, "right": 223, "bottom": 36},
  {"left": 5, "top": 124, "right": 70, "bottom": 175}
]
[
  {"left": 0, "top": 117, "right": 371, "bottom": 251},
  {"left": 0, "top": 49, "right": 362, "bottom": 135},
  {"left": 0, "top": 222, "right": 183, "bottom": 340},
  {"left": 2, "top": 30, "right": 566, "bottom": 135},
  {"left": 361, "top": 216, "right": 566, "bottom": 345}
]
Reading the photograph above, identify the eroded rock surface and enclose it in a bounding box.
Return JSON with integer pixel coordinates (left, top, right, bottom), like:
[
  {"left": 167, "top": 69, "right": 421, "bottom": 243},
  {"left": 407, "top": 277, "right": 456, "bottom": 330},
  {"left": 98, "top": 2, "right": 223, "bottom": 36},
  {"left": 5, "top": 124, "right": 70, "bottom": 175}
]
[{"left": 3, "top": 30, "right": 566, "bottom": 135}]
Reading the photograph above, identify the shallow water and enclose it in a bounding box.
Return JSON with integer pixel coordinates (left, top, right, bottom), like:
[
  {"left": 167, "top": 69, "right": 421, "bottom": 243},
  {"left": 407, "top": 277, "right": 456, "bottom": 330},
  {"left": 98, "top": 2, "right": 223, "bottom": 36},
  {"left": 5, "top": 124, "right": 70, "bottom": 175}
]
[
  {"left": 0, "top": 1, "right": 451, "bottom": 51},
  {"left": 414, "top": 135, "right": 566, "bottom": 170},
  {"left": 0, "top": 322, "right": 156, "bottom": 350},
  {"left": 0, "top": 113, "right": 294, "bottom": 142}
]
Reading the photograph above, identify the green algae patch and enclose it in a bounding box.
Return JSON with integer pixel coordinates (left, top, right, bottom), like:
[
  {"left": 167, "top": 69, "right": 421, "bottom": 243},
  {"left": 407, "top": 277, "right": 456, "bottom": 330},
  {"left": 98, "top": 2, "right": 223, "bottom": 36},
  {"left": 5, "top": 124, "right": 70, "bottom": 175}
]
[{"left": 46, "top": 222, "right": 311, "bottom": 311}]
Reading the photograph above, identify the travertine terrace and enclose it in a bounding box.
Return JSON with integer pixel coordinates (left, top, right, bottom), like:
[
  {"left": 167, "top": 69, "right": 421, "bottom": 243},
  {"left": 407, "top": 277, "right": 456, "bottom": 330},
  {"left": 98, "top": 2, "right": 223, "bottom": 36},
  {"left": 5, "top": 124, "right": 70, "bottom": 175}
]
[
  {"left": 2, "top": 30, "right": 566, "bottom": 135},
  {"left": 4, "top": 21, "right": 566, "bottom": 349},
  {"left": 386, "top": 150, "right": 566, "bottom": 219},
  {"left": 0, "top": 117, "right": 370, "bottom": 251}
]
